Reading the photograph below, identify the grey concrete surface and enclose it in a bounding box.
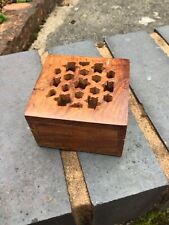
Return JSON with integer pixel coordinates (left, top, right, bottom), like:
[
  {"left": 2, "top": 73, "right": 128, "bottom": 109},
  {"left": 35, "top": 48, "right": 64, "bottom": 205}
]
[
  {"left": 45, "top": 0, "right": 169, "bottom": 49},
  {"left": 79, "top": 112, "right": 168, "bottom": 225},
  {"left": 106, "top": 31, "right": 169, "bottom": 151},
  {"left": 155, "top": 25, "right": 169, "bottom": 44},
  {"left": 48, "top": 40, "right": 100, "bottom": 56},
  {"left": 0, "top": 51, "right": 75, "bottom": 225},
  {"left": 48, "top": 40, "right": 169, "bottom": 224}
]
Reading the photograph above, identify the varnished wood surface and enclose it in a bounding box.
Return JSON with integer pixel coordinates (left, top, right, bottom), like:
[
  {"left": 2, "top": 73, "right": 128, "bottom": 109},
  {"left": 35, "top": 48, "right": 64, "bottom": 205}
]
[
  {"left": 26, "top": 117, "right": 126, "bottom": 156},
  {"left": 25, "top": 54, "right": 129, "bottom": 156},
  {"left": 25, "top": 55, "right": 129, "bottom": 126}
]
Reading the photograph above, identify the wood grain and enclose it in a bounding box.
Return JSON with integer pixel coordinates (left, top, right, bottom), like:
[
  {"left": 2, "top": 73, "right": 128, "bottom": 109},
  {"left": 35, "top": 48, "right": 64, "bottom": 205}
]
[{"left": 25, "top": 55, "right": 129, "bottom": 156}]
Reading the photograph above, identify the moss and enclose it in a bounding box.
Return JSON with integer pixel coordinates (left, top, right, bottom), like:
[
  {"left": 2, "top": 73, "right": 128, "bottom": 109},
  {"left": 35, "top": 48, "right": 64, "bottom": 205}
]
[
  {"left": 0, "top": 12, "right": 7, "bottom": 23},
  {"left": 132, "top": 210, "right": 169, "bottom": 225},
  {"left": 14, "top": 0, "right": 32, "bottom": 2}
]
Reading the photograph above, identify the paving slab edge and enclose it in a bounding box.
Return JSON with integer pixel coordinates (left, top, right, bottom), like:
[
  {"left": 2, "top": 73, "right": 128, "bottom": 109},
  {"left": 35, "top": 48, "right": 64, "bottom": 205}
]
[
  {"left": 154, "top": 26, "right": 169, "bottom": 46},
  {"left": 0, "top": 0, "right": 59, "bottom": 55}
]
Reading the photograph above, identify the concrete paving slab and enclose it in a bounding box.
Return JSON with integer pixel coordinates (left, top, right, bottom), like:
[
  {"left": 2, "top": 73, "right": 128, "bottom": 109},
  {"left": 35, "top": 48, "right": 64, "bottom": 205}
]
[
  {"left": 44, "top": 0, "right": 169, "bottom": 50},
  {"left": 79, "top": 112, "right": 168, "bottom": 225},
  {"left": 155, "top": 25, "right": 169, "bottom": 45},
  {"left": 0, "top": 51, "right": 75, "bottom": 225},
  {"left": 48, "top": 40, "right": 100, "bottom": 57},
  {"left": 49, "top": 40, "right": 168, "bottom": 224},
  {"left": 106, "top": 31, "right": 169, "bottom": 151}
]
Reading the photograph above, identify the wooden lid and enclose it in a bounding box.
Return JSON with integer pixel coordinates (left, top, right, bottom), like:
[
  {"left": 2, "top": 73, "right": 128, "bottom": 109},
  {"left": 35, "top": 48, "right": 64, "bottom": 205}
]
[{"left": 25, "top": 55, "right": 129, "bottom": 126}]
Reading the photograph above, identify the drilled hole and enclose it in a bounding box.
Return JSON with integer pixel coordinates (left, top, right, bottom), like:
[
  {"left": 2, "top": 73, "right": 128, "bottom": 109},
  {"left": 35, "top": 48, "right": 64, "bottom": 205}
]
[
  {"left": 55, "top": 68, "right": 61, "bottom": 74},
  {"left": 55, "top": 94, "right": 71, "bottom": 106},
  {"left": 79, "top": 69, "right": 89, "bottom": 76},
  {"left": 75, "top": 91, "right": 84, "bottom": 99},
  {"left": 92, "top": 63, "right": 104, "bottom": 73},
  {"left": 87, "top": 96, "right": 98, "bottom": 109},
  {"left": 74, "top": 78, "right": 89, "bottom": 89},
  {"left": 90, "top": 87, "right": 100, "bottom": 95},
  {"left": 104, "top": 94, "right": 113, "bottom": 102},
  {"left": 66, "top": 62, "right": 76, "bottom": 72},
  {"left": 92, "top": 75, "right": 101, "bottom": 83},
  {"left": 46, "top": 89, "right": 56, "bottom": 97},
  {"left": 79, "top": 62, "right": 90, "bottom": 66},
  {"left": 71, "top": 102, "right": 83, "bottom": 108},
  {"left": 53, "top": 77, "right": 61, "bottom": 87},
  {"left": 64, "top": 73, "right": 74, "bottom": 80},
  {"left": 103, "top": 81, "right": 114, "bottom": 92},
  {"left": 107, "top": 71, "right": 115, "bottom": 78},
  {"left": 62, "top": 84, "right": 69, "bottom": 92}
]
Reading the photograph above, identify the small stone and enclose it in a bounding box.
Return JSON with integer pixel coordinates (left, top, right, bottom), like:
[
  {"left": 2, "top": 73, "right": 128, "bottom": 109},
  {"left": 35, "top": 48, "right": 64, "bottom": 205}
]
[
  {"left": 111, "top": 5, "right": 121, "bottom": 9},
  {"left": 74, "top": 7, "right": 79, "bottom": 11},
  {"left": 153, "top": 12, "right": 161, "bottom": 19},
  {"left": 15, "top": 167, "right": 19, "bottom": 172},
  {"left": 96, "top": 42, "right": 105, "bottom": 48},
  {"left": 147, "top": 76, "right": 152, "bottom": 81},
  {"left": 81, "top": 13, "right": 87, "bottom": 18},
  {"left": 138, "top": 17, "right": 155, "bottom": 26},
  {"left": 31, "top": 218, "right": 38, "bottom": 223}
]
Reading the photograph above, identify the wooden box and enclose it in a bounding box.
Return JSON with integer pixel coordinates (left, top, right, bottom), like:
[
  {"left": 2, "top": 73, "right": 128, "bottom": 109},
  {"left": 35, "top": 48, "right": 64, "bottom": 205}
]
[{"left": 24, "top": 55, "right": 129, "bottom": 156}]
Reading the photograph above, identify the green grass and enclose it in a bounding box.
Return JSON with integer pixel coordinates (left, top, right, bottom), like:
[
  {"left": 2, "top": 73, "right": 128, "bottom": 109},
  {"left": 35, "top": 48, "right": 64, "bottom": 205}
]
[
  {"left": 0, "top": 0, "right": 33, "bottom": 23},
  {"left": 0, "top": 12, "right": 7, "bottom": 24},
  {"left": 132, "top": 210, "right": 169, "bottom": 225}
]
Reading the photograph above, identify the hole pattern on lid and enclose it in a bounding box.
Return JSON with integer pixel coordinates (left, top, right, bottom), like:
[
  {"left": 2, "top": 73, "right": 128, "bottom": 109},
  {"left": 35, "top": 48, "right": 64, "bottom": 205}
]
[{"left": 46, "top": 61, "right": 115, "bottom": 109}]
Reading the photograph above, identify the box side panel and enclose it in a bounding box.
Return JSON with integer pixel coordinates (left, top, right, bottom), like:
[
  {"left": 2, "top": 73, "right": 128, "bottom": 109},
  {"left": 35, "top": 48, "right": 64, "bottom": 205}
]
[{"left": 26, "top": 116, "right": 126, "bottom": 156}]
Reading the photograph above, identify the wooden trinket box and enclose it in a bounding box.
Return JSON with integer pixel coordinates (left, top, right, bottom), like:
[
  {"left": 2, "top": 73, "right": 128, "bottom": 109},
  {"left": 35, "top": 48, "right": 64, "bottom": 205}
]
[{"left": 25, "top": 55, "right": 129, "bottom": 156}]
